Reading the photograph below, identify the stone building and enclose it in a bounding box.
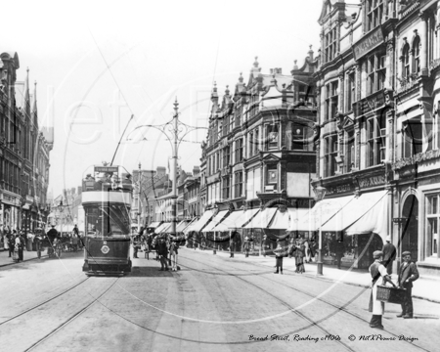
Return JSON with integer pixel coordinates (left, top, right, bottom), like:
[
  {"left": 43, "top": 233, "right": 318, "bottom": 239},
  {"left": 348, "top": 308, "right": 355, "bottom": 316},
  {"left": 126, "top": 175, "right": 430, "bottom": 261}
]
[
  {"left": 311, "top": 0, "right": 440, "bottom": 275},
  {"left": 0, "top": 52, "right": 52, "bottom": 236},
  {"left": 194, "top": 54, "right": 318, "bottom": 249}
]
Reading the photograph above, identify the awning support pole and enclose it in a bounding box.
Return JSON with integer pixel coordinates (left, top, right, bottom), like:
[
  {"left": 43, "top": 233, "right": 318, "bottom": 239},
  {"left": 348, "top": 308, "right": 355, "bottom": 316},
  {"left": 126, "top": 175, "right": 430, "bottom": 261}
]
[{"left": 317, "top": 229, "right": 323, "bottom": 275}]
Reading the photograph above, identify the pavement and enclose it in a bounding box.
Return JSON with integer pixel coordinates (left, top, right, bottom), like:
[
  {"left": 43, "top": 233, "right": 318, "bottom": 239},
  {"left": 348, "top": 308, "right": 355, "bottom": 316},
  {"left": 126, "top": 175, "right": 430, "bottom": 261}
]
[
  {"left": 184, "top": 247, "right": 440, "bottom": 304},
  {"left": 2, "top": 246, "right": 439, "bottom": 304},
  {"left": 0, "top": 247, "right": 48, "bottom": 267}
]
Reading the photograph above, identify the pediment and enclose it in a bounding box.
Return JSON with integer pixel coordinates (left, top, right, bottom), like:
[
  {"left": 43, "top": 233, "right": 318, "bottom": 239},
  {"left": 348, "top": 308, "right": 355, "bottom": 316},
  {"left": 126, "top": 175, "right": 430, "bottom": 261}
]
[
  {"left": 262, "top": 153, "right": 282, "bottom": 162},
  {"left": 342, "top": 116, "right": 354, "bottom": 129}
]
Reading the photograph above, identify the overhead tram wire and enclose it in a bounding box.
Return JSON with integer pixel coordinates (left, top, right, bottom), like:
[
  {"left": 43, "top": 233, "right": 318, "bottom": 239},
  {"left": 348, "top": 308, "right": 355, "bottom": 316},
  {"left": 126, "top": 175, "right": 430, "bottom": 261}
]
[{"left": 88, "top": 29, "right": 142, "bottom": 164}]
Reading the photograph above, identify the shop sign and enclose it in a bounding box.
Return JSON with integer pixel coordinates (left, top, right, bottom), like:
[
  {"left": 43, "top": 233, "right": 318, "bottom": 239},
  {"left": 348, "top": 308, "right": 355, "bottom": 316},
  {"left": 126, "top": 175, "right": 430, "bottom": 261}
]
[
  {"left": 353, "top": 26, "right": 384, "bottom": 61},
  {"left": 325, "top": 183, "right": 353, "bottom": 195},
  {"left": 358, "top": 175, "right": 385, "bottom": 188}
]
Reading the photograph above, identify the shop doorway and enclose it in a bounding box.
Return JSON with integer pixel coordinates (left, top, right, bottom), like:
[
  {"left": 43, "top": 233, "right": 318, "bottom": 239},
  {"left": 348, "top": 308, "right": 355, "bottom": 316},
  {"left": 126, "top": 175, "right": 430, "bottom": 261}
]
[{"left": 401, "top": 195, "right": 419, "bottom": 261}]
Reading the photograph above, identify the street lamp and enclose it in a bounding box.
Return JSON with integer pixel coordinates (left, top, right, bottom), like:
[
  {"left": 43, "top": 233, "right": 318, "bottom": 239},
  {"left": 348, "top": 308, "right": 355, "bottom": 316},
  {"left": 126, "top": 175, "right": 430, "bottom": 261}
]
[
  {"left": 127, "top": 98, "right": 206, "bottom": 240},
  {"left": 314, "top": 186, "right": 327, "bottom": 275}
]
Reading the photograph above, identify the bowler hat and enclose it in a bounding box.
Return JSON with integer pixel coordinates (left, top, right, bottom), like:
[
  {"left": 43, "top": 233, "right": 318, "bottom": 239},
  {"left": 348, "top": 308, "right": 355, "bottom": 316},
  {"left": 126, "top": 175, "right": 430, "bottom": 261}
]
[
  {"left": 372, "top": 250, "right": 383, "bottom": 259},
  {"left": 402, "top": 251, "right": 411, "bottom": 257}
]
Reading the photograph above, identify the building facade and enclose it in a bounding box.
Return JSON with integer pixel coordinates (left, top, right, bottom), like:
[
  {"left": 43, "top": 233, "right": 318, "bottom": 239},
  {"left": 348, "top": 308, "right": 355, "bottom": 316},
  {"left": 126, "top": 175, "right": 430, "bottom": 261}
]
[
  {"left": 201, "top": 55, "right": 318, "bottom": 247},
  {"left": 0, "top": 52, "right": 53, "bottom": 242},
  {"left": 313, "top": 0, "right": 440, "bottom": 275}
]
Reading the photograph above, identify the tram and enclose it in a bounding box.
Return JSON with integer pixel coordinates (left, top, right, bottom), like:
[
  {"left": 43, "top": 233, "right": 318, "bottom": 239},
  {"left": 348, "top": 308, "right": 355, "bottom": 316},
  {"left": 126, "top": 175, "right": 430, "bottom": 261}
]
[{"left": 82, "top": 165, "right": 133, "bottom": 276}]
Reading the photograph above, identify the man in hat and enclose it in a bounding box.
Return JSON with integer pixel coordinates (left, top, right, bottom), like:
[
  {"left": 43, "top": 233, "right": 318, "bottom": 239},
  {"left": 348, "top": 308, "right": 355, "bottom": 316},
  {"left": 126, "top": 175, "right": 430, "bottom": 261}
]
[
  {"left": 369, "top": 250, "right": 395, "bottom": 329},
  {"left": 397, "top": 251, "right": 419, "bottom": 319},
  {"left": 382, "top": 236, "right": 397, "bottom": 275},
  {"left": 243, "top": 237, "right": 251, "bottom": 258}
]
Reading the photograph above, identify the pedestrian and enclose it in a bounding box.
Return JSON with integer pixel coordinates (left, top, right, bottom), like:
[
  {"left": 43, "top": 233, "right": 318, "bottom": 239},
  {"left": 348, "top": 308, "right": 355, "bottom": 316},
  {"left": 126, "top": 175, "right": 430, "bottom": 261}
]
[
  {"left": 7, "top": 232, "right": 14, "bottom": 258},
  {"left": 229, "top": 233, "right": 235, "bottom": 258},
  {"left": 145, "top": 235, "right": 152, "bottom": 260},
  {"left": 397, "top": 251, "right": 419, "bottom": 319},
  {"left": 294, "top": 235, "right": 305, "bottom": 274},
  {"left": 273, "top": 239, "right": 286, "bottom": 274},
  {"left": 382, "top": 235, "right": 397, "bottom": 275},
  {"left": 304, "top": 237, "right": 311, "bottom": 263},
  {"left": 16, "top": 231, "right": 25, "bottom": 261},
  {"left": 334, "top": 239, "right": 345, "bottom": 270},
  {"left": 157, "top": 236, "right": 169, "bottom": 271},
  {"left": 243, "top": 236, "right": 250, "bottom": 257},
  {"left": 261, "top": 235, "right": 268, "bottom": 257},
  {"left": 170, "top": 238, "right": 179, "bottom": 271},
  {"left": 288, "top": 236, "right": 295, "bottom": 258},
  {"left": 368, "top": 250, "right": 395, "bottom": 329}
]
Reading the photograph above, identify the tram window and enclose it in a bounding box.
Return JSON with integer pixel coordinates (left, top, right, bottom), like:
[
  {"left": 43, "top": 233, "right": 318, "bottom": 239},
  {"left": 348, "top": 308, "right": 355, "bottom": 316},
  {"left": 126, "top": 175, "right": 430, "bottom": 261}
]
[{"left": 85, "top": 204, "right": 130, "bottom": 237}]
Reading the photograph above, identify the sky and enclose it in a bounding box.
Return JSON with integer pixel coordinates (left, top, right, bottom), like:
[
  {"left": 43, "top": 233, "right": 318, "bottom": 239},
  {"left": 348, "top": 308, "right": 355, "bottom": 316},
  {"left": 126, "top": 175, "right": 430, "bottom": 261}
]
[{"left": 4, "top": 0, "right": 323, "bottom": 198}]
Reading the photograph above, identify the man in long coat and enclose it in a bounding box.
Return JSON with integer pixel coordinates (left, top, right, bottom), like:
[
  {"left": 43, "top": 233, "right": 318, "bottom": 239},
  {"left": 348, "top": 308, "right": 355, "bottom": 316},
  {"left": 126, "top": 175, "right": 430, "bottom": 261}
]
[
  {"left": 382, "top": 236, "right": 397, "bottom": 275},
  {"left": 397, "top": 251, "right": 419, "bottom": 319}
]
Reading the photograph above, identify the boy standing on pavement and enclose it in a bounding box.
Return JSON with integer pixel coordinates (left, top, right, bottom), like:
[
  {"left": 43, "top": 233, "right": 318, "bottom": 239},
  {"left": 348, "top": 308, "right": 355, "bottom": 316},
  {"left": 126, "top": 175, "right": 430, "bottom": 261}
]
[
  {"left": 397, "top": 251, "right": 419, "bottom": 319},
  {"left": 273, "top": 239, "right": 286, "bottom": 274}
]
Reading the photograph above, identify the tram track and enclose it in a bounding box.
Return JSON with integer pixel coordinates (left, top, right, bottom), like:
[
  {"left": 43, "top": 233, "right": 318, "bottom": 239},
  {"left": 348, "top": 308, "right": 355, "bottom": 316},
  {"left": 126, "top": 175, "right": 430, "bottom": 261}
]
[
  {"left": 178, "top": 253, "right": 434, "bottom": 352},
  {"left": 23, "top": 277, "right": 119, "bottom": 352},
  {"left": 0, "top": 276, "right": 90, "bottom": 326}
]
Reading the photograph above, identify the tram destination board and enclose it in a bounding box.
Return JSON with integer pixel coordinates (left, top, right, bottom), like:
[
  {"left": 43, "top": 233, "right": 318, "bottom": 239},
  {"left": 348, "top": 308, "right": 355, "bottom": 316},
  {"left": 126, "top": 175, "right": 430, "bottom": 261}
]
[{"left": 95, "top": 166, "right": 119, "bottom": 173}]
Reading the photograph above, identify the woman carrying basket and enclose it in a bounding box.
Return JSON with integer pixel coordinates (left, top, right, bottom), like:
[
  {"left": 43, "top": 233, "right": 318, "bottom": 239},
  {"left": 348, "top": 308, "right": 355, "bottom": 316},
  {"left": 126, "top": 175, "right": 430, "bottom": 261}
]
[{"left": 368, "top": 250, "right": 396, "bottom": 329}]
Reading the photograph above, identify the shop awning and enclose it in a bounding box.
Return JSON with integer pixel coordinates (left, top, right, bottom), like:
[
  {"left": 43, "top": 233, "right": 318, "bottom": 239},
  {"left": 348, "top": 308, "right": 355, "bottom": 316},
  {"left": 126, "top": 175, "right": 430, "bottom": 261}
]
[
  {"left": 244, "top": 207, "right": 277, "bottom": 229},
  {"left": 147, "top": 222, "right": 161, "bottom": 229},
  {"left": 201, "top": 210, "right": 230, "bottom": 232},
  {"left": 269, "top": 208, "right": 310, "bottom": 230},
  {"left": 210, "top": 210, "right": 245, "bottom": 232},
  {"left": 321, "top": 190, "right": 388, "bottom": 233},
  {"left": 345, "top": 191, "right": 388, "bottom": 241},
  {"left": 183, "top": 210, "right": 214, "bottom": 234},
  {"left": 229, "top": 208, "right": 260, "bottom": 229},
  {"left": 292, "top": 195, "right": 354, "bottom": 232},
  {"left": 161, "top": 222, "right": 174, "bottom": 233},
  {"left": 154, "top": 222, "right": 170, "bottom": 234},
  {"left": 176, "top": 220, "right": 191, "bottom": 233}
]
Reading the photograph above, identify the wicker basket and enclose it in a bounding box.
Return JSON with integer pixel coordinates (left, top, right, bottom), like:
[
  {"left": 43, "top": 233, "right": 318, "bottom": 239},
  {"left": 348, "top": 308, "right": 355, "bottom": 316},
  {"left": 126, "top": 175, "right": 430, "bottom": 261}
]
[{"left": 376, "top": 285, "right": 407, "bottom": 304}]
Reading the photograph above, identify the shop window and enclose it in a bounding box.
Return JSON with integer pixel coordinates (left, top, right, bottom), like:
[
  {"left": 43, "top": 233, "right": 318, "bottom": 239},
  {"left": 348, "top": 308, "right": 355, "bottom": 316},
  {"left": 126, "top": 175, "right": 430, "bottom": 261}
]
[
  {"left": 324, "top": 134, "right": 338, "bottom": 177},
  {"left": 367, "top": 114, "right": 386, "bottom": 167},
  {"left": 427, "top": 194, "right": 440, "bottom": 258}
]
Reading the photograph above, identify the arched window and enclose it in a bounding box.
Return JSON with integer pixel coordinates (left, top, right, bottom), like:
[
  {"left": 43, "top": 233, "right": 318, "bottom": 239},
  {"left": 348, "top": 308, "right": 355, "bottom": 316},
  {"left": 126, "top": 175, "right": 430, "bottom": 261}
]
[
  {"left": 413, "top": 36, "right": 421, "bottom": 74},
  {"left": 402, "top": 43, "right": 410, "bottom": 78}
]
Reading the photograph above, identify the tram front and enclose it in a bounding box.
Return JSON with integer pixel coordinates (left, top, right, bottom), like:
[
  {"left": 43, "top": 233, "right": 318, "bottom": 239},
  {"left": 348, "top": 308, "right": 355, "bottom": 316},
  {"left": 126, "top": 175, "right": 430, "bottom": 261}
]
[{"left": 82, "top": 165, "right": 133, "bottom": 276}]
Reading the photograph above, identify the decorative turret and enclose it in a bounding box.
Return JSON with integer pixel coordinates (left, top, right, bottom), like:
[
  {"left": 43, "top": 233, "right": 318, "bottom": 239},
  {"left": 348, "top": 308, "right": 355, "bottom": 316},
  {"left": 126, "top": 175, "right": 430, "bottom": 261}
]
[
  {"left": 210, "top": 82, "right": 219, "bottom": 115},
  {"left": 308, "top": 45, "right": 314, "bottom": 60},
  {"left": 235, "top": 72, "right": 245, "bottom": 95}
]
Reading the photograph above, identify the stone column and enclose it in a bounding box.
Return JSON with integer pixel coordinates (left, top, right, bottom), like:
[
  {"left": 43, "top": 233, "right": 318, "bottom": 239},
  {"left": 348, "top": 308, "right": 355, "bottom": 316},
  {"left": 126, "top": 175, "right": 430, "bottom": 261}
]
[
  {"left": 417, "top": 13, "right": 428, "bottom": 76},
  {"left": 386, "top": 38, "right": 395, "bottom": 89}
]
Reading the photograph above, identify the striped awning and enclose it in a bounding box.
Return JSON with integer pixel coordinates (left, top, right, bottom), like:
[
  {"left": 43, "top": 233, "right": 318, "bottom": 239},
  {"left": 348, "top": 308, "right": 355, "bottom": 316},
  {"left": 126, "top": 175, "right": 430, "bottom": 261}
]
[{"left": 201, "top": 210, "right": 230, "bottom": 232}]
